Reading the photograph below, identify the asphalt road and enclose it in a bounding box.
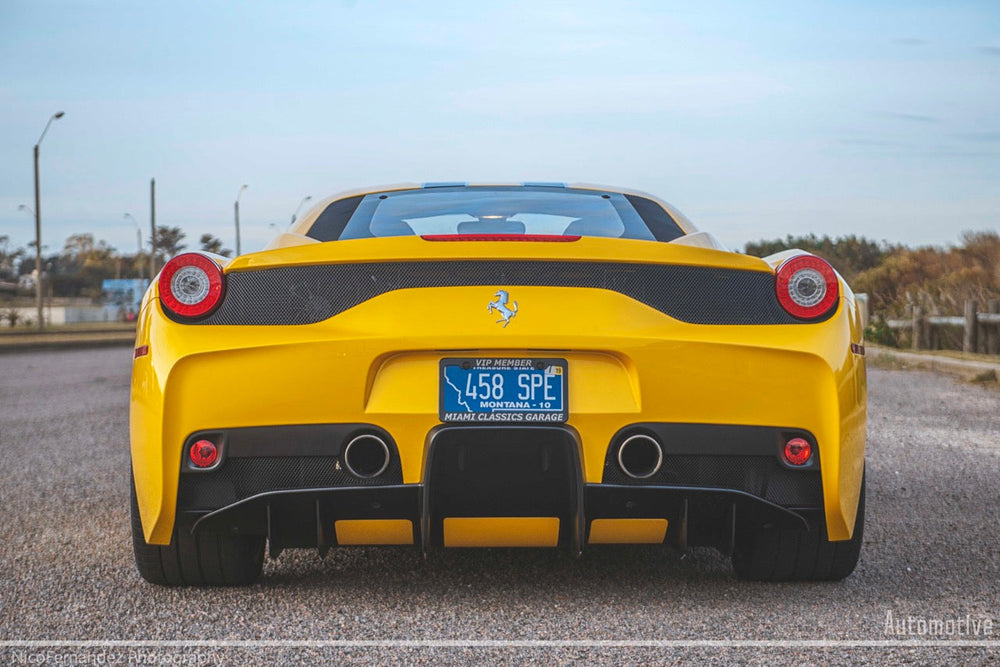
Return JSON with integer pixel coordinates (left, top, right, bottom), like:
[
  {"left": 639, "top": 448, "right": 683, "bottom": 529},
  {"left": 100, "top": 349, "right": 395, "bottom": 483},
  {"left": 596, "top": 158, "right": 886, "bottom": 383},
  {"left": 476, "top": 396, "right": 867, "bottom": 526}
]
[{"left": 1, "top": 347, "right": 997, "bottom": 665}]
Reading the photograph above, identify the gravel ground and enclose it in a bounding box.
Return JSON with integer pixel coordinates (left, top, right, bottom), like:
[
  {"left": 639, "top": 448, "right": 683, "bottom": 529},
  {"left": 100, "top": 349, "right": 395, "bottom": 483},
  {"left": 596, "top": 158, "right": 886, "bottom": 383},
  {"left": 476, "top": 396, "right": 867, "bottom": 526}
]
[{"left": 0, "top": 347, "right": 997, "bottom": 665}]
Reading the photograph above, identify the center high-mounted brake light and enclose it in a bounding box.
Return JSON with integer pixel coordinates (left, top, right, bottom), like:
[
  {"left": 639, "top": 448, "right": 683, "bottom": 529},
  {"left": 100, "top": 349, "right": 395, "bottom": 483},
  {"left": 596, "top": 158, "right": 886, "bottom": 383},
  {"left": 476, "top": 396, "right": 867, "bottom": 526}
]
[
  {"left": 158, "top": 253, "right": 225, "bottom": 319},
  {"left": 421, "top": 234, "right": 581, "bottom": 242},
  {"left": 775, "top": 255, "right": 839, "bottom": 320}
]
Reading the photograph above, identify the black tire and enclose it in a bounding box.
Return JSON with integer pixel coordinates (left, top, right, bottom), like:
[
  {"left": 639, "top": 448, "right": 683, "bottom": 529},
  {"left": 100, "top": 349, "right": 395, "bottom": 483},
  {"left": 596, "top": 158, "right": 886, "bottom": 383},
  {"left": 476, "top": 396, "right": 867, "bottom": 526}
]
[
  {"left": 130, "top": 473, "right": 265, "bottom": 586},
  {"left": 732, "top": 473, "right": 865, "bottom": 582}
]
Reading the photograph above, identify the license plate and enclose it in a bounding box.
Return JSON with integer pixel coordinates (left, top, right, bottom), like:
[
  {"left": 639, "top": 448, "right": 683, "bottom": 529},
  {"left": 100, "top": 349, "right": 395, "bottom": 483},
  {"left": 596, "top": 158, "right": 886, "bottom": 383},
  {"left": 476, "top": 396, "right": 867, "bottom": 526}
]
[{"left": 439, "top": 358, "right": 567, "bottom": 423}]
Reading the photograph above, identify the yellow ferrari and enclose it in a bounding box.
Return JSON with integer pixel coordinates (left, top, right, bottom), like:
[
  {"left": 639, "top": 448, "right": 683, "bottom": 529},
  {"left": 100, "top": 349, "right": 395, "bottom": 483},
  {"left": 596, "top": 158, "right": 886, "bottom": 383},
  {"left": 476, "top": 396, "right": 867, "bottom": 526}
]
[{"left": 130, "top": 182, "right": 866, "bottom": 585}]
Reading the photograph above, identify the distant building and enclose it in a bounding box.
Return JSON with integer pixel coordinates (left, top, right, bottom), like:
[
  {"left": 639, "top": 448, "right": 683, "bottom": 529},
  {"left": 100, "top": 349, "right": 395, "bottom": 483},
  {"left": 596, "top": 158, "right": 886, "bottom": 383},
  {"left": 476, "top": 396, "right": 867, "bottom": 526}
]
[{"left": 102, "top": 279, "right": 149, "bottom": 322}]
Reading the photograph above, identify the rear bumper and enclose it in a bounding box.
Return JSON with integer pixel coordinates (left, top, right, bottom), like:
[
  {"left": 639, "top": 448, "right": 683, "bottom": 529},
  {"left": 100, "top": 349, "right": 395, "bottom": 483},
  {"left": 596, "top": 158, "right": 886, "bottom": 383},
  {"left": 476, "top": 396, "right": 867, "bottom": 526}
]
[
  {"left": 132, "top": 284, "right": 866, "bottom": 546},
  {"left": 181, "top": 424, "right": 822, "bottom": 555}
]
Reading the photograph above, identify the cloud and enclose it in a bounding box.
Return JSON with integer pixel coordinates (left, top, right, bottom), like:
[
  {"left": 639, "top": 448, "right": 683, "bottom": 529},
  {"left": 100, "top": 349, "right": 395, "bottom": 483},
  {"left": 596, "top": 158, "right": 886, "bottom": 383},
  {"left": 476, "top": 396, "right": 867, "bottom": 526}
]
[
  {"left": 443, "top": 73, "right": 793, "bottom": 117},
  {"left": 956, "top": 131, "right": 1000, "bottom": 143},
  {"left": 878, "top": 111, "right": 940, "bottom": 124},
  {"left": 838, "top": 138, "right": 902, "bottom": 147},
  {"left": 976, "top": 46, "right": 1000, "bottom": 56}
]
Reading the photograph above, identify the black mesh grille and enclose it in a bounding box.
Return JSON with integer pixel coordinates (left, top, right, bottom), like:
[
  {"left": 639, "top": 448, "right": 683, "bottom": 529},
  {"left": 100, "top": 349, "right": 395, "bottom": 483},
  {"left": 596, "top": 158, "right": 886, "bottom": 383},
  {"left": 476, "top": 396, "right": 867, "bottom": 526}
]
[
  {"left": 179, "top": 260, "right": 812, "bottom": 326},
  {"left": 602, "top": 454, "right": 822, "bottom": 508},
  {"left": 178, "top": 456, "right": 403, "bottom": 510}
]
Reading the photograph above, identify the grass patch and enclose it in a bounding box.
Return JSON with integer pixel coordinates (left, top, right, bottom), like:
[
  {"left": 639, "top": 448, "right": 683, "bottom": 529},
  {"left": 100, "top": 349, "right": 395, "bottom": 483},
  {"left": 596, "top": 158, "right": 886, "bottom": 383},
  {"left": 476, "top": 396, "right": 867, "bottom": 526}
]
[
  {"left": 867, "top": 353, "right": 911, "bottom": 370},
  {"left": 0, "top": 321, "right": 136, "bottom": 336},
  {"left": 971, "top": 369, "right": 998, "bottom": 384}
]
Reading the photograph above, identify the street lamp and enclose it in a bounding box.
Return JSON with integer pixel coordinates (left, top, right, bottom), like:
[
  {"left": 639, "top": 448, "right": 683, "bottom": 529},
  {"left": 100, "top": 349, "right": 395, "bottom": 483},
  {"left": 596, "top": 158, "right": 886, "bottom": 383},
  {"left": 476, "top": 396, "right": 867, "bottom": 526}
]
[
  {"left": 124, "top": 213, "right": 145, "bottom": 280},
  {"left": 32, "top": 111, "right": 65, "bottom": 329},
  {"left": 234, "top": 184, "right": 248, "bottom": 256},
  {"left": 291, "top": 195, "right": 312, "bottom": 225}
]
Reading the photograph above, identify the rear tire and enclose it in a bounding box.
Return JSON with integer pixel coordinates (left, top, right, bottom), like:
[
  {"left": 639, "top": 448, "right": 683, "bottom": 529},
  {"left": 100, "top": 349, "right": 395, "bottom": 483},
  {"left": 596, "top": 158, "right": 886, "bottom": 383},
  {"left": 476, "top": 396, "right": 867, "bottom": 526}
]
[
  {"left": 130, "top": 473, "right": 265, "bottom": 586},
  {"left": 732, "top": 472, "right": 865, "bottom": 582}
]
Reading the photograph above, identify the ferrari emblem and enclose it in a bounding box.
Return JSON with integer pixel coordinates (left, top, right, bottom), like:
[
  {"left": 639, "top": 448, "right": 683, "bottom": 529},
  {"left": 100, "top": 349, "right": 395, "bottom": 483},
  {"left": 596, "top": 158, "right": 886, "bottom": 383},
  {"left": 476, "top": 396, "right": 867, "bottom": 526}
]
[{"left": 487, "top": 289, "right": 518, "bottom": 327}]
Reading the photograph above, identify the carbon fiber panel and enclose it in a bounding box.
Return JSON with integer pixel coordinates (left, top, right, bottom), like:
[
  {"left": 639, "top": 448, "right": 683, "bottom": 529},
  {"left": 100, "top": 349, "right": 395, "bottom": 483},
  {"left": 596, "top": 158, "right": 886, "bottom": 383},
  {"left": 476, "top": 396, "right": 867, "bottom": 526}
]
[
  {"left": 177, "top": 455, "right": 403, "bottom": 510},
  {"left": 602, "top": 454, "right": 822, "bottom": 507},
  {"left": 185, "top": 260, "right": 806, "bottom": 326}
]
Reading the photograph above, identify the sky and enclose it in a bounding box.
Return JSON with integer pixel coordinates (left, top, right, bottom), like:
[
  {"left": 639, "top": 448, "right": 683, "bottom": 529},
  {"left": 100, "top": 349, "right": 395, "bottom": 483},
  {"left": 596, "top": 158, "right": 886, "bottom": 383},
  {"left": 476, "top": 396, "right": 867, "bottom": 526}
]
[{"left": 1, "top": 0, "right": 998, "bottom": 257}]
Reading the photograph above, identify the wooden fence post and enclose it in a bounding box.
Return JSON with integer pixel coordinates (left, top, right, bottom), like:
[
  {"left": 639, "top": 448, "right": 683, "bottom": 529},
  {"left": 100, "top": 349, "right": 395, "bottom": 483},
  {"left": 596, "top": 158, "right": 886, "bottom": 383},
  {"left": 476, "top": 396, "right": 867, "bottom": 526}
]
[
  {"left": 963, "top": 300, "right": 978, "bottom": 353},
  {"left": 988, "top": 300, "right": 1000, "bottom": 356},
  {"left": 977, "top": 310, "right": 986, "bottom": 354},
  {"left": 912, "top": 307, "right": 924, "bottom": 350},
  {"left": 856, "top": 293, "right": 869, "bottom": 330}
]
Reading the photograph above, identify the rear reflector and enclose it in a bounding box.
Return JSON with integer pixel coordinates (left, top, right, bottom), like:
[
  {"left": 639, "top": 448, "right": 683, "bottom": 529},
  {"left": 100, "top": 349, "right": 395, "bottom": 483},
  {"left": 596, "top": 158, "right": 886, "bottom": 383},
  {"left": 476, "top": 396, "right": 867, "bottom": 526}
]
[
  {"left": 133, "top": 345, "right": 149, "bottom": 359},
  {"left": 421, "top": 234, "right": 581, "bottom": 242},
  {"left": 783, "top": 437, "right": 813, "bottom": 466},
  {"left": 189, "top": 439, "right": 219, "bottom": 468}
]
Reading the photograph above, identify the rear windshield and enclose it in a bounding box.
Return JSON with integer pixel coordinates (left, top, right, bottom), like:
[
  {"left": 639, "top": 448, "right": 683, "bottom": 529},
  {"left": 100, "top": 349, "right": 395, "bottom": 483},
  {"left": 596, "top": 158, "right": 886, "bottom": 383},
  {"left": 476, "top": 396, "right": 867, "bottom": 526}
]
[{"left": 306, "top": 186, "right": 685, "bottom": 242}]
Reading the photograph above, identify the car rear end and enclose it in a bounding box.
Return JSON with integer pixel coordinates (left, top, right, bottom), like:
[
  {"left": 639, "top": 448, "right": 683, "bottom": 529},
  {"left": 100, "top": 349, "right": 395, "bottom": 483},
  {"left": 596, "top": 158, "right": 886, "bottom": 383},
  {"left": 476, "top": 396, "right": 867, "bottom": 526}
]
[{"left": 129, "top": 185, "right": 866, "bottom": 585}]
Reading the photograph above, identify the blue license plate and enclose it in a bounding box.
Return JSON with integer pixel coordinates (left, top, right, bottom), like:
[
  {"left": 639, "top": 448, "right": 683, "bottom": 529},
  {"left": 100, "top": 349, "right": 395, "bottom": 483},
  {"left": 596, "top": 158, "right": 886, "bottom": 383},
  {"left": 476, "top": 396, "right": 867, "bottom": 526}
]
[{"left": 440, "top": 358, "right": 567, "bottom": 423}]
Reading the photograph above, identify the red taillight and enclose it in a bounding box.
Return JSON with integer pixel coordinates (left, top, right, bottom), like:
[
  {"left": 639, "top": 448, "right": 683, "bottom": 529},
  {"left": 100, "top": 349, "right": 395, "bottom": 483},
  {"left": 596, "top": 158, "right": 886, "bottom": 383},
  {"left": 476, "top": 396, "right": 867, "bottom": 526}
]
[
  {"left": 189, "top": 439, "right": 218, "bottom": 468},
  {"left": 775, "top": 255, "right": 839, "bottom": 319},
  {"left": 420, "top": 234, "right": 581, "bottom": 242},
  {"left": 783, "top": 437, "right": 813, "bottom": 466},
  {"left": 158, "top": 253, "right": 224, "bottom": 318}
]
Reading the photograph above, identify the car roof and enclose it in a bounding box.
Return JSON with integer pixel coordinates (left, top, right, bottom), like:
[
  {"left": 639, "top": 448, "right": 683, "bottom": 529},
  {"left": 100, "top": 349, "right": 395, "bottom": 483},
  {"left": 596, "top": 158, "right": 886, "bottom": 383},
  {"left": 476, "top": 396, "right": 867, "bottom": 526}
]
[{"left": 287, "top": 182, "right": 700, "bottom": 238}]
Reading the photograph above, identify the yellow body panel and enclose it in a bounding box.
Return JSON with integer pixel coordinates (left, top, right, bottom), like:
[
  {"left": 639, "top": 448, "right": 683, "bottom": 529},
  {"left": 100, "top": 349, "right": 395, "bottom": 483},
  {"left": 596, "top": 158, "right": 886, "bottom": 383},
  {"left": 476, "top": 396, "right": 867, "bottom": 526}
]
[
  {"left": 130, "top": 236, "right": 866, "bottom": 547},
  {"left": 334, "top": 519, "right": 414, "bottom": 545},
  {"left": 588, "top": 519, "right": 669, "bottom": 544},
  {"left": 443, "top": 517, "right": 561, "bottom": 547}
]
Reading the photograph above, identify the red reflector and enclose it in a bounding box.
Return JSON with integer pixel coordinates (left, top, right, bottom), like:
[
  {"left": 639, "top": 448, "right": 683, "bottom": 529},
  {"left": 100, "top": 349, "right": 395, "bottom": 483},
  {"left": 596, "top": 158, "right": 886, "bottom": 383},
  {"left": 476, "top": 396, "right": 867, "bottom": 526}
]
[
  {"left": 783, "top": 437, "right": 813, "bottom": 466},
  {"left": 189, "top": 439, "right": 218, "bottom": 468},
  {"left": 420, "top": 234, "right": 581, "bottom": 242},
  {"left": 134, "top": 345, "right": 149, "bottom": 359}
]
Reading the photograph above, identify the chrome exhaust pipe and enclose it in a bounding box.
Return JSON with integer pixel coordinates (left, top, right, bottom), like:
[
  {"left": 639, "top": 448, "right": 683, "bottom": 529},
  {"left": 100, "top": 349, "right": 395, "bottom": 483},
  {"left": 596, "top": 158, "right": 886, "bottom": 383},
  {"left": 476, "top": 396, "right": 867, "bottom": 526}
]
[
  {"left": 617, "top": 434, "right": 663, "bottom": 479},
  {"left": 343, "top": 434, "right": 391, "bottom": 478}
]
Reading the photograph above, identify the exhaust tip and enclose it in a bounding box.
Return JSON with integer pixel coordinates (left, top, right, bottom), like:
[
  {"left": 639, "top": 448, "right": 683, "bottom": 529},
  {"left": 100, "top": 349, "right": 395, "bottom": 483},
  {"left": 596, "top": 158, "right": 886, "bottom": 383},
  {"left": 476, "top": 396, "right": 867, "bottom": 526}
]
[
  {"left": 617, "top": 434, "right": 663, "bottom": 479},
  {"left": 343, "top": 434, "right": 391, "bottom": 478}
]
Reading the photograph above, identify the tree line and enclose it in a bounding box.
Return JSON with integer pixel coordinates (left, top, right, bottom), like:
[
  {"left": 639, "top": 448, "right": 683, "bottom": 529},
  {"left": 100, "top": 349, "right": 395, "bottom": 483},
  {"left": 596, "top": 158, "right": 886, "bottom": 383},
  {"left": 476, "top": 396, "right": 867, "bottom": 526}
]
[
  {"left": 0, "top": 227, "right": 231, "bottom": 300},
  {"left": 4, "top": 226, "right": 996, "bottom": 314},
  {"left": 744, "top": 230, "right": 1000, "bottom": 317}
]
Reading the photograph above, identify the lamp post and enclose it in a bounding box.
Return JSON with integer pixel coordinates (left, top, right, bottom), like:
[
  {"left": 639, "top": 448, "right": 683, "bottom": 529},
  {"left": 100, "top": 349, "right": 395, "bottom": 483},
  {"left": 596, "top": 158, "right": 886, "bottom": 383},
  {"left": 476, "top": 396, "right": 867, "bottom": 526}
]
[
  {"left": 124, "top": 213, "right": 144, "bottom": 280},
  {"left": 234, "top": 184, "right": 248, "bottom": 256},
  {"left": 291, "top": 195, "right": 312, "bottom": 225},
  {"left": 150, "top": 178, "right": 156, "bottom": 275},
  {"left": 33, "top": 111, "right": 65, "bottom": 330}
]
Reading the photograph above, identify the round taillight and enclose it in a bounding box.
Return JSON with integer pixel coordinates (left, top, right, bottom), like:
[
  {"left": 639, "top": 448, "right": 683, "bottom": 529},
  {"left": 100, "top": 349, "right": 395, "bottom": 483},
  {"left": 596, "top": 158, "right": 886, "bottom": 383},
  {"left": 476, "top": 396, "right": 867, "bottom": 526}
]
[
  {"left": 783, "top": 437, "right": 813, "bottom": 466},
  {"left": 775, "top": 255, "right": 839, "bottom": 319},
  {"left": 189, "top": 439, "right": 218, "bottom": 468},
  {"left": 158, "top": 253, "right": 224, "bottom": 318}
]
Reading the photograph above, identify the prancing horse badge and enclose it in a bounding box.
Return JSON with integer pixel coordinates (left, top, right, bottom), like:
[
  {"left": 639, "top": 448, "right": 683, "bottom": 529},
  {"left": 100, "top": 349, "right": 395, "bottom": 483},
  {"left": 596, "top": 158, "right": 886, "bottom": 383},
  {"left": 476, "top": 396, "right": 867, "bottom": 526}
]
[{"left": 487, "top": 290, "right": 518, "bottom": 327}]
